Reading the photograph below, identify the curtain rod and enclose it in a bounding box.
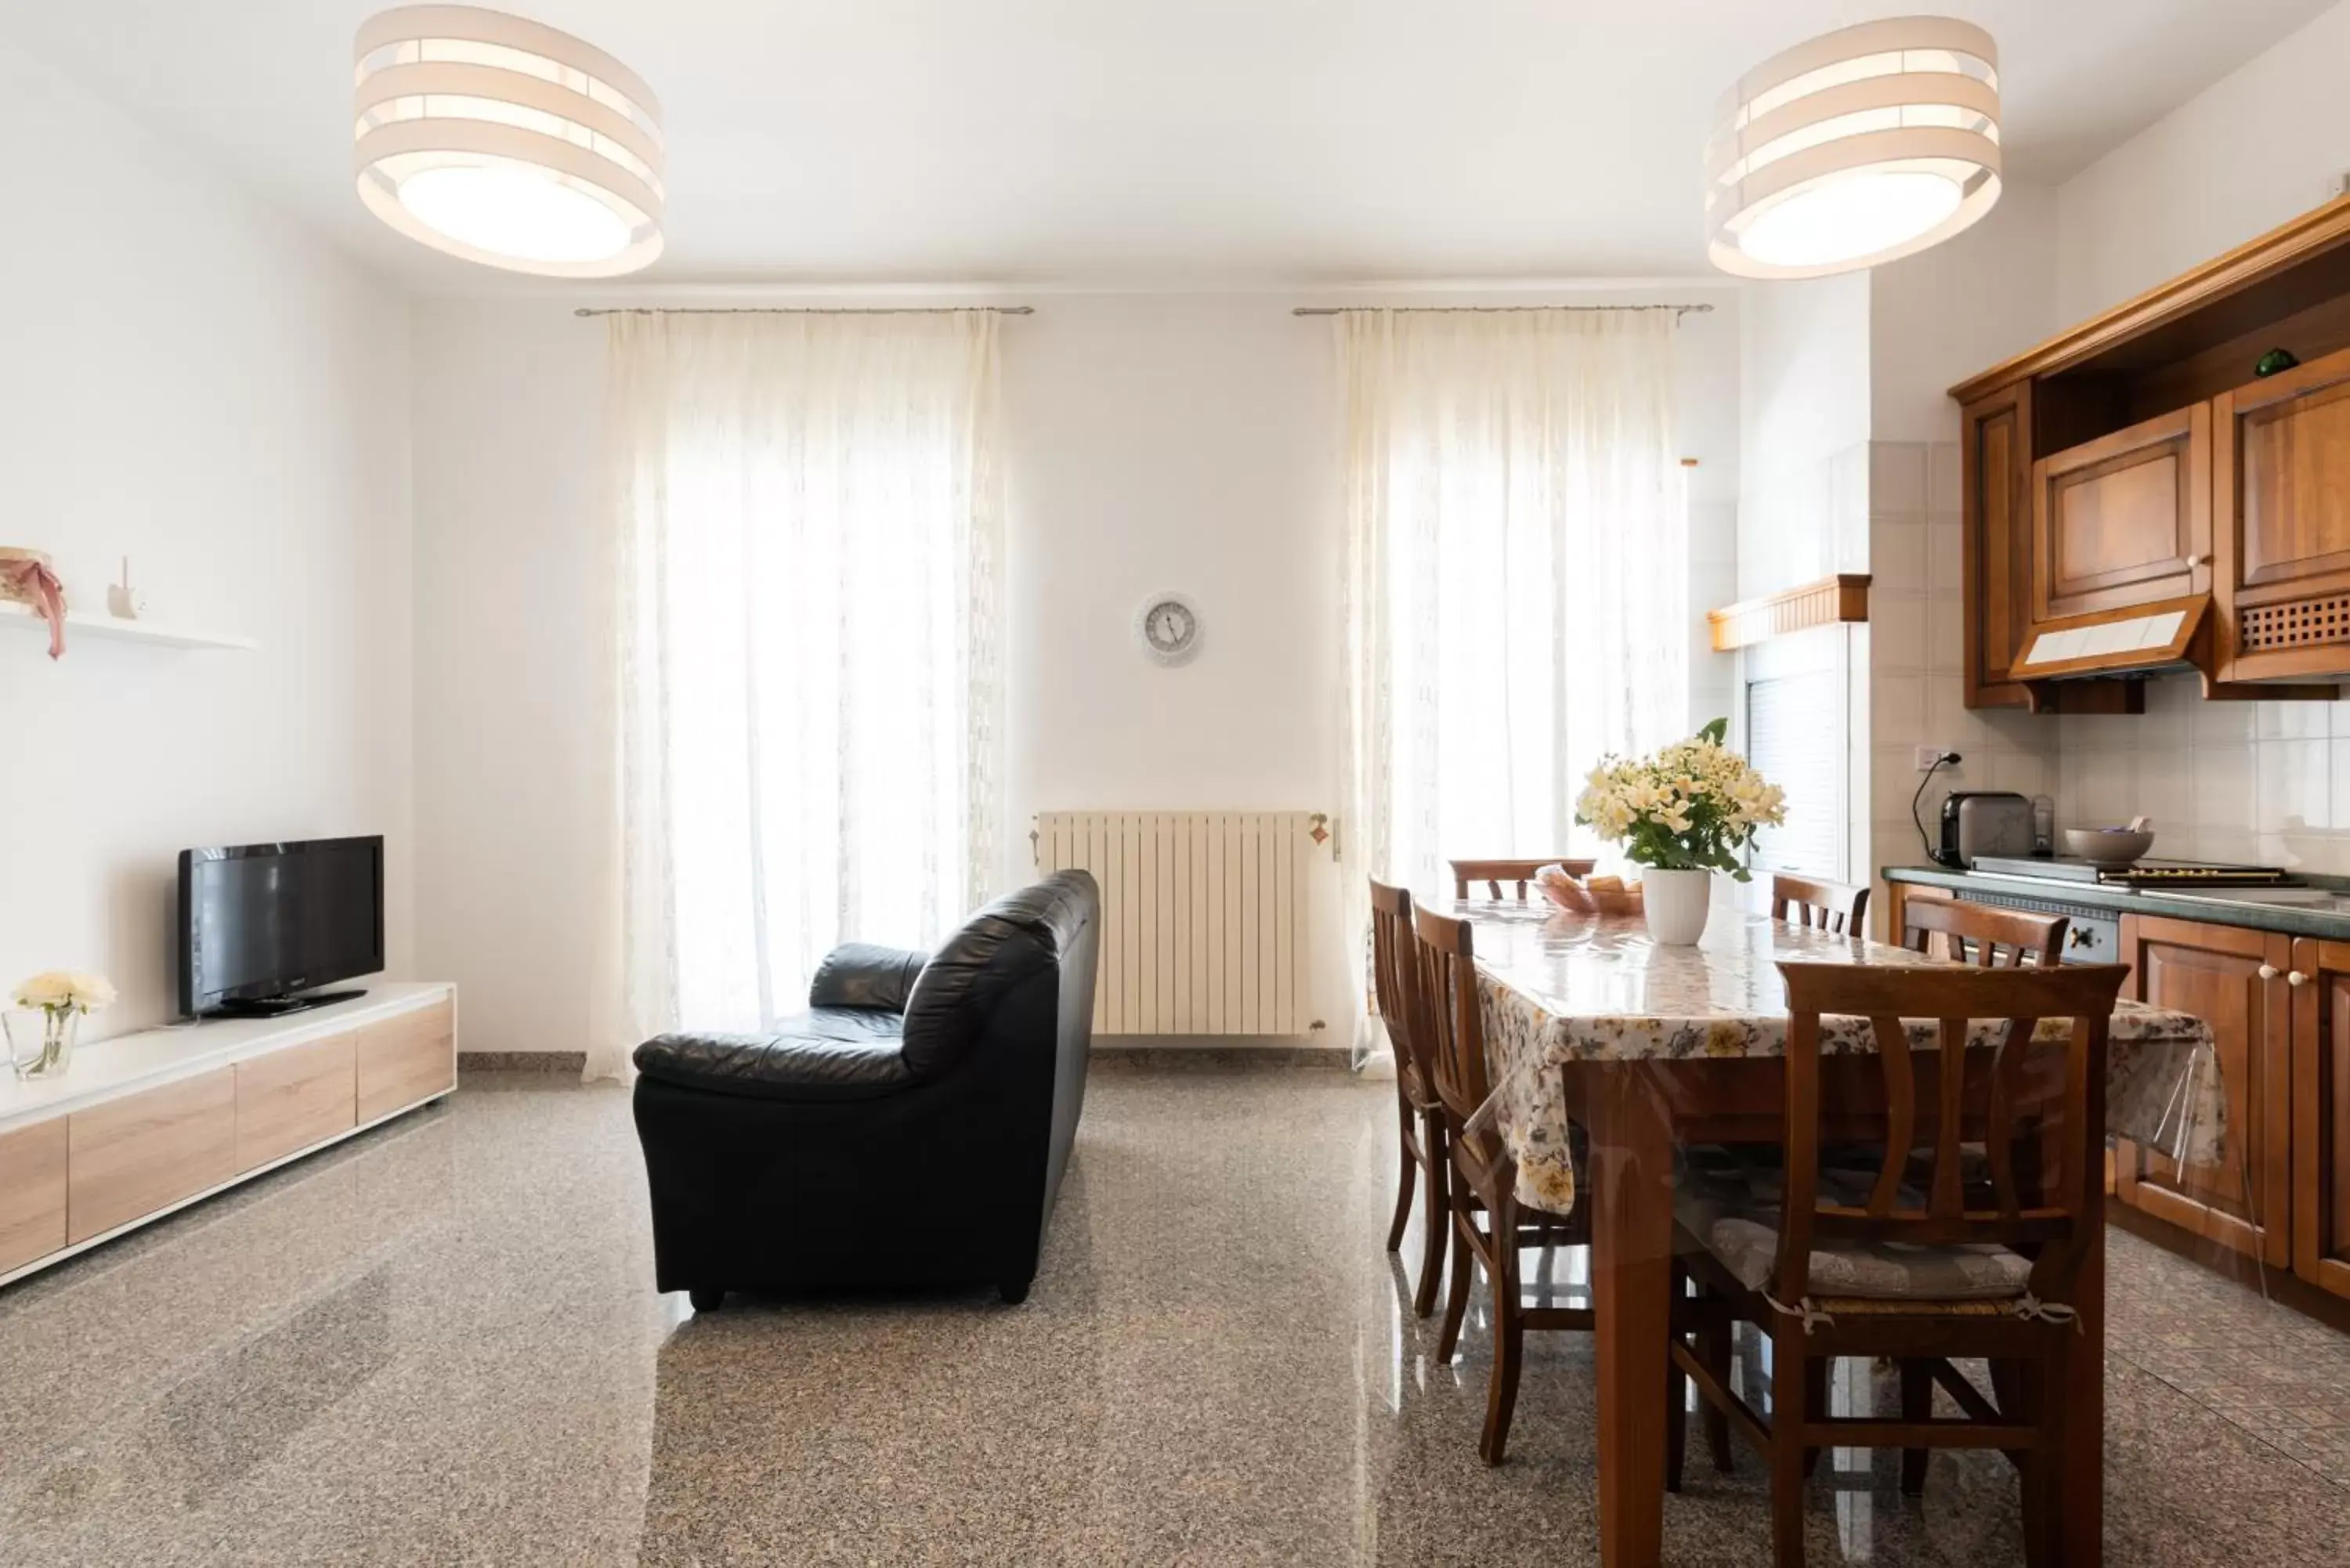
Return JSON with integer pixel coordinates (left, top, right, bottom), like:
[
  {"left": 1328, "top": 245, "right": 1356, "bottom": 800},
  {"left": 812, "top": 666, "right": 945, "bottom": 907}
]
[
  {"left": 573, "top": 305, "right": 1034, "bottom": 317},
  {"left": 1291, "top": 302, "right": 1714, "bottom": 317}
]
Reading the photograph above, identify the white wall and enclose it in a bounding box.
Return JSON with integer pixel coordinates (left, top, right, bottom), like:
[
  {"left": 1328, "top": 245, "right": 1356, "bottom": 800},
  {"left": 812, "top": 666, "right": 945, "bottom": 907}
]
[
  {"left": 1736, "top": 274, "right": 1871, "bottom": 602},
  {"left": 1735, "top": 190, "right": 2073, "bottom": 919},
  {"left": 0, "top": 40, "right": 414, "bottom": 1041},
  {"left": 410, "top": 287, "right": 1741, "bottom": 1051},
  {"left": 1733, "top": 273, "right": 1870, "bottom": 911},
  {"left": 1864, "top": 189, "right": 2068, "bottom": 905},
  {"left": 409, "top": 304, "right": 601, "bottom": 1059},
  {"left": 2057, "top": 0, "right": 2350, "bottom": 323},
  {"left": 1869, "top": 187, "right": 2063, "bottom": 446}
]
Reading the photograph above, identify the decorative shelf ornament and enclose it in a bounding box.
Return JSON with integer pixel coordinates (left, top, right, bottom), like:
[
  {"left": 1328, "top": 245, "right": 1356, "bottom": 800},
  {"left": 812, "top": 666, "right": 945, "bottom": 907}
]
[{"left": 0, "top": 548, "right": 67, "bottom": 659}]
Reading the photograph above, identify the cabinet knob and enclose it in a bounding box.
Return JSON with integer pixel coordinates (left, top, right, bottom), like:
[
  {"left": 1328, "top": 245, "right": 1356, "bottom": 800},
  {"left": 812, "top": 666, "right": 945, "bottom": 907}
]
[
  {"left": 2186, "top": 553, "right": 2207, "bottom": 569},
  {"left": 2290, "top": 970, "right": 2309, "bottom": 987},
  {"left": 2259, "top": 963, "right": 2280, "bottom": 979}
]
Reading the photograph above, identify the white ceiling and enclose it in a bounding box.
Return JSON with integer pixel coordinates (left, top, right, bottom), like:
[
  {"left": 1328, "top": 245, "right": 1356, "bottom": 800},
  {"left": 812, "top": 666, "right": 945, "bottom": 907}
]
[{"left": 5, "top": 0, "right": 2337, "bottom": 291}]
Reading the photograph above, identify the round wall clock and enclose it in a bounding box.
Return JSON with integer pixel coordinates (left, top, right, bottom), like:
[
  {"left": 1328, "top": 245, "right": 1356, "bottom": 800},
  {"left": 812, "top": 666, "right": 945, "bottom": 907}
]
[{"left": 1134, "top": 592, "right": 1203, "bottom": 666}]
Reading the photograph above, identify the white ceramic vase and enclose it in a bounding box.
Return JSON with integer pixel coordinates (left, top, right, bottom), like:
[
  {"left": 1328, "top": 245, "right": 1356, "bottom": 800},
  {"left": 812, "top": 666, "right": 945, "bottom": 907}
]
[{"left": 1640, "top": 868, "right": 1713, "bottom": 946}]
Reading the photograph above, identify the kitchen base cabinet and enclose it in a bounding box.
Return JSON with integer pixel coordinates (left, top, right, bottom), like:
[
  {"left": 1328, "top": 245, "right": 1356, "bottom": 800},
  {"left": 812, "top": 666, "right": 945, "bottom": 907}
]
[
  {"left": 2293, "top": 938, "right": 2350, "bottom": 1301},
  {"left": 2115, "top": 915, "right": 2294, "bottom": 1268}
]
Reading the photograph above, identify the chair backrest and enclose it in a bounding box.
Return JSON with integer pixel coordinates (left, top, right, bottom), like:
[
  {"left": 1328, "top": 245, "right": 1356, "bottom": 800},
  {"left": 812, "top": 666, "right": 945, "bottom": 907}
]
[
  {"left": 1410, "top": 905, "right": 1502, "bottom": 1162},
  {"left": 1899, "top": 898, "right": 2067, "bottom": 968},
  {"left": 1368, "top": 878, "right": 1433, "bottom": 1082},
  {"left": 1450, "top": 857, "right": 1597, "bottom": 901},
  {"left": 1770, "top": 874, "right": 1871, "bottom": 937},
  {"left": 1771, "top": 959, "right": 2129, "bottom": 1306}
]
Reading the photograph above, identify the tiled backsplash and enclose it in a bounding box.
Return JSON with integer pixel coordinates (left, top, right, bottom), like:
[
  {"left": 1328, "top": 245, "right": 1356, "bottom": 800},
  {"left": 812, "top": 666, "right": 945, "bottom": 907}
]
[
  {"left": 1859, "top": 439, "right": 2350, "bottom": 881},
  {"left": 1867, "top": 439, "right": 2061, "bottom": 902},
  {"left": 2059, "top": 677, "right": 2350, "bottom": 874}
]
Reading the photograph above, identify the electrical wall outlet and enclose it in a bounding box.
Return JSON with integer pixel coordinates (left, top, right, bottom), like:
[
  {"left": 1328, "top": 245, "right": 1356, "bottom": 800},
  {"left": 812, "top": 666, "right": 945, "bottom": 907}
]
[{"left": 1914, "top": 745, "right": 1961, "bottom": 771}]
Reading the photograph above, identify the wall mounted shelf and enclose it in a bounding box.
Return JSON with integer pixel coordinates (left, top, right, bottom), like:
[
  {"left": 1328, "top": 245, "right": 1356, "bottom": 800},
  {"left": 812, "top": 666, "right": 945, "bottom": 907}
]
[
  {"left": 2, "top": 604, "right": 256, "bottom": 653},
  {"left": 1706, "top": 573, "right": 1871, "bottom": 652}
]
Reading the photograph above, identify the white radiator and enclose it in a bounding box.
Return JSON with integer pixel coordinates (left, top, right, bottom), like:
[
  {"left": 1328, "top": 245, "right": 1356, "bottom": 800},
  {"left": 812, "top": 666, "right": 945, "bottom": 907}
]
[{"left": 1034, "top": 811, "right": 1318, "bottom": 1035}]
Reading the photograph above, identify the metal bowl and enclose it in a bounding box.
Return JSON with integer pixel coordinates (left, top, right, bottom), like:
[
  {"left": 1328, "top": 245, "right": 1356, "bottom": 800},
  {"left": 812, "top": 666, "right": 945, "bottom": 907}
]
[{"left": 2065, "top": 827, "right": 2154, "bottom": 868}]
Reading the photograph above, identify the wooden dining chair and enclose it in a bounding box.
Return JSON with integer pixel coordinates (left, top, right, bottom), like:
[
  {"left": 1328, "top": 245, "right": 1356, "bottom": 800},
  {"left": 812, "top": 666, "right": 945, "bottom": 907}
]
[
  {"left": 1670, "top": 959, "right": 2130, "bottom": 1568},
  {"left": 1371, "top": 879, "right": 1448, "bottom": 1318},
  {"left": 1770, "top": 875, "right": 1871, "bottom": 937},
  {"left": 1449, "top": 857, "right": 1597, "bottom": 901},
  {"left": 1412, "top": 903, "right": 1596, "bottom": 1463},
  {"left": 1898, "top": 898, "right": 2068, "bottom": 968}
]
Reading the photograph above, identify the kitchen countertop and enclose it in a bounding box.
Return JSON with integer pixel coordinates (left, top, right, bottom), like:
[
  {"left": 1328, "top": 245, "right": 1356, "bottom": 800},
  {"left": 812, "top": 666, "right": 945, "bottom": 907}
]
[{"left": 1885, "top": 862, "right": 2350, "bottom": 942}]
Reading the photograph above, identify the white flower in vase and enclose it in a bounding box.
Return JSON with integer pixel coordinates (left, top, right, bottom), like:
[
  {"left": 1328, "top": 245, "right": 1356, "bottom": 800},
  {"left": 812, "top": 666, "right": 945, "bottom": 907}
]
[
  {"left": 1573, "top": 719, "right": 1788, "bottom": 945},
  {"left": 8, "top": 970, "right": 116, "bottom": 1079}
]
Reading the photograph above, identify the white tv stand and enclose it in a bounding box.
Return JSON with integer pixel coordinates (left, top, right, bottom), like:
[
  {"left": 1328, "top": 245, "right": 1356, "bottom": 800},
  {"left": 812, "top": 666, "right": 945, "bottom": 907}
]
[{"left": 0, "top": 982, "right": 456, "bottom": 1288}]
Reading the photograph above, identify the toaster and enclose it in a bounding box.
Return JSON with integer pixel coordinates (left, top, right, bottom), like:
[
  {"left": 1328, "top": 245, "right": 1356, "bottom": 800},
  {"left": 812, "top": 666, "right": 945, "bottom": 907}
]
[{"left": 1937, "top": 791, "right": 2035, "bottom": 869}]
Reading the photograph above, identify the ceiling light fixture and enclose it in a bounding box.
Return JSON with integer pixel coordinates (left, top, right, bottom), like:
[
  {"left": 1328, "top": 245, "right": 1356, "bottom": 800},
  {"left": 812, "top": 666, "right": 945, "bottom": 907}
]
[
  {"left": 1707, "top": 16, "right": 2000, "bottom": 280},
  {"left": 353, "top": 5, "right": 663, "bottom": 276}
]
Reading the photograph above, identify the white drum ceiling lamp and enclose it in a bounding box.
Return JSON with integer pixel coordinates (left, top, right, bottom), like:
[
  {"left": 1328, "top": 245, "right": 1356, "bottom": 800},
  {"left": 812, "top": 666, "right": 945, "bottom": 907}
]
[
  {"left": 1708, "top": 16, "right": 2000, "bottom": 279},
  {"left": 353, "top": 5, "right": 663, "bottom": 276}
]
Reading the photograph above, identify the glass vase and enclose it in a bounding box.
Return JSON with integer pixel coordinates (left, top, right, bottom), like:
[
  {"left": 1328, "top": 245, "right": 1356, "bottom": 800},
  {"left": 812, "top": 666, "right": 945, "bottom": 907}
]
[{"left": 5, "top": 1007, "right": 79, "bottom": 1079}]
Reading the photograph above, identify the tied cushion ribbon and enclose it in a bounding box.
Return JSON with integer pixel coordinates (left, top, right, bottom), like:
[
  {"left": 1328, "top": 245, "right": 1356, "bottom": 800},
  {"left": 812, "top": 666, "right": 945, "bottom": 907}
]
[{"left": 2, "top": 558, "right": 66, "bottom": 659}]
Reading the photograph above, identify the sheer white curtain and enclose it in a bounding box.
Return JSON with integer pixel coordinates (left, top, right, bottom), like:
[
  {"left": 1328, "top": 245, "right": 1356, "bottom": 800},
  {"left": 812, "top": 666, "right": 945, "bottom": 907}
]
[
  {"left": 587, "top": 311, "right": 1004, "bottom": 1079},
  {"left": 1337, "top": 307, "right": 1686, "bottom": 1039}
]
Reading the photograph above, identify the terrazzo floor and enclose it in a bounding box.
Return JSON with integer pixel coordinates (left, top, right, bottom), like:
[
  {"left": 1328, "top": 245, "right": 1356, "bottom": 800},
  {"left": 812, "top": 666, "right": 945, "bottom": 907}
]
[{"left": 1, "top": 1067, "right": 2346, "bottom": 1566}]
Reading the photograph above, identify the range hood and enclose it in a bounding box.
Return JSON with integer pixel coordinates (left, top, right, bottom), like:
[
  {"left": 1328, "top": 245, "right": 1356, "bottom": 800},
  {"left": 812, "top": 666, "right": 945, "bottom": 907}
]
[{"left": 2010, "top": 594, "right": 2208, "bottom": 692}]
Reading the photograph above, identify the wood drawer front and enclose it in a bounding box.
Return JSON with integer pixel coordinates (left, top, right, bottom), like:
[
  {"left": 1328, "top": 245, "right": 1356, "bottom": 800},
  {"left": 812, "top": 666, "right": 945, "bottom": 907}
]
[
  {"left": 67, "top": 1068, "right": 238, "bottom": 1245},
  {"left": 2222, "top": 343, "right": 2350, "bottom": 600},
  {"left": 0, "top": 1117, "right": 68, "bottom": 1274},
  {"left": 234, "top": 1033, "right": 356, "bottom": 1172},
  {"left": 356, "top": 1001, "right": 454, "bottom": 1123},
  {"left": 2034, "top": 406, "right": 2210, "bottom": 623}
]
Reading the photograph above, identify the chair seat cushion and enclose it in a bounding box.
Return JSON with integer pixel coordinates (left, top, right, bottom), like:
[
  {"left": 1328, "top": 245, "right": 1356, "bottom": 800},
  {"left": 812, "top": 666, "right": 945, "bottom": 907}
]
[
  {"left": 1676, "top": 1159, "right": 2033, "bottom": 1303},
  {"left": 632, "top": 1010, "right": 913, "bottom": 1102}
]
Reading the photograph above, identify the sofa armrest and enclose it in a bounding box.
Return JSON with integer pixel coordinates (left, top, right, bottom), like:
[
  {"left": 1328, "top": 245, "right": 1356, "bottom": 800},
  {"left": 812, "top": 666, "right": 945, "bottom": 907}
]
[
  {"left": 808, "top": 943, "right": 928, "bottom": 1011},
  {"left": 631, "top": 1030, "right": 913, "bottom": 1102}
]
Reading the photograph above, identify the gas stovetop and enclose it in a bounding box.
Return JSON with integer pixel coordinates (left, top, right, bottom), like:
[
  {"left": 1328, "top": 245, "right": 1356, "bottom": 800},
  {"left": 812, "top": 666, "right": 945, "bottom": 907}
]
[{"left": 1967, "top": 855, "right": 2296, "bottom": 888}]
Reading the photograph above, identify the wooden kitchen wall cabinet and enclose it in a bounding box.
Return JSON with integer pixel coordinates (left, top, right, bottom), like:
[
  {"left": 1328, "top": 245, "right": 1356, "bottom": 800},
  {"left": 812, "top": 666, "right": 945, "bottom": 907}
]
[
  {"left": 2215, "top": 342, "right": 2350, "bottom": 681},
  {"left": 2115, "top": 915, "right": 2294, "bottom": 1267},
  {"left": 1951, "top": 194, "right": 2350, "bottom": 706},
  {"left": 1962, "top": 383, "right": 2034, "bottom": 708},
  {"left": 2032, "top": 405, "right": 2211, "bottom": 623}
]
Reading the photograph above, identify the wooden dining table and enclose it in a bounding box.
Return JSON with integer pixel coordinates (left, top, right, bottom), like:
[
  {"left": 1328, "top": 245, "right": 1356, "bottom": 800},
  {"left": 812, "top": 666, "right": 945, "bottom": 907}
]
[{"left": 1450, "top": 899, "right": 2225, "bottom": 1568}]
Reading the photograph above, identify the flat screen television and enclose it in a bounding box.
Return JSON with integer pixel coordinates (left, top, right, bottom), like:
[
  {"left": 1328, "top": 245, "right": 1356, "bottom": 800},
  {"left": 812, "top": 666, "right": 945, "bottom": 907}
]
[{"left": 178, "top": 836, "right": 385, "bottom": 1018}]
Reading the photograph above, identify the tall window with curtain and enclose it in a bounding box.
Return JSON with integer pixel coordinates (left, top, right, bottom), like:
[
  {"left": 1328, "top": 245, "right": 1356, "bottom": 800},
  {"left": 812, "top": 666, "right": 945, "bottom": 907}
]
[
  {"left": 588, "top": 311, "right": 1004, "bottom": 1079},
  {"left": 1337, "top": 307, "right": 1687, "bottom": 1031}
]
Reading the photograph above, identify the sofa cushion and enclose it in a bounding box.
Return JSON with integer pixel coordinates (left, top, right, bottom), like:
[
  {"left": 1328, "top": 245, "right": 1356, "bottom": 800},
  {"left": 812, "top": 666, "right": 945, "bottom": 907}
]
[
  {"left": 901, "top": 872, "right": 1097, "bottom": 1078},
  {"left": 632, "top": 1010, "right": 913, "bottom": 1102},
  {"left": 808, "top": 944, "right": 929, "bottom": 1012}
]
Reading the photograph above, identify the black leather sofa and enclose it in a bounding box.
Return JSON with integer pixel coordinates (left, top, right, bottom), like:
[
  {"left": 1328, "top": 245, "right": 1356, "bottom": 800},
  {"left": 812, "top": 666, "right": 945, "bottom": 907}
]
[{"left": 630, "top": 871, "right": 1099, "bottom": 1308}]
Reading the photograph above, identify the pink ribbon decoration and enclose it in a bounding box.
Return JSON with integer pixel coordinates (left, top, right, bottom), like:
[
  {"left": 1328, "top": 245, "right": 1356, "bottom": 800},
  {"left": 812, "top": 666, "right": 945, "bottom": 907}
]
[{"left": 1, "top": 558, "right": 67, "bottom": 659}]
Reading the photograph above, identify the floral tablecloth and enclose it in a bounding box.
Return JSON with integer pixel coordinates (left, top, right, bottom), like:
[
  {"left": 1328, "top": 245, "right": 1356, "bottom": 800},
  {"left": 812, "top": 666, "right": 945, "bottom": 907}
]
[{"left": 1457, "top": 903, "right": 2225, "bottom": 1216}]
